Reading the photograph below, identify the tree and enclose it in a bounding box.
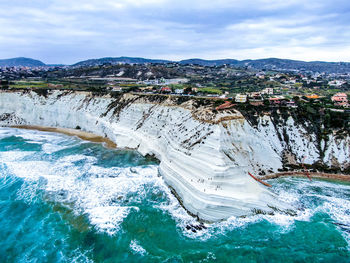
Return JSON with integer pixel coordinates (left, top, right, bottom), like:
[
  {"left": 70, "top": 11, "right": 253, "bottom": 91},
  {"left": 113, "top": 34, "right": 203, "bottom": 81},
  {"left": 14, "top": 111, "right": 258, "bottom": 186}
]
[
  {"left": 0, "top": 80, "right": 9, "bottom": 89},
  {"left": 184, "top": 87, "right": 192, "bottom": 94}
]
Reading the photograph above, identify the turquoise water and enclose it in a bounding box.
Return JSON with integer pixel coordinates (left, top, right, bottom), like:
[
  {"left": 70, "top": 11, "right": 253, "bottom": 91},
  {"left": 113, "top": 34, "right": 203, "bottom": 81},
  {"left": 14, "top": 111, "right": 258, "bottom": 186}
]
[{"left": 0, "top": 127, "right": 349, "bottom": 262}]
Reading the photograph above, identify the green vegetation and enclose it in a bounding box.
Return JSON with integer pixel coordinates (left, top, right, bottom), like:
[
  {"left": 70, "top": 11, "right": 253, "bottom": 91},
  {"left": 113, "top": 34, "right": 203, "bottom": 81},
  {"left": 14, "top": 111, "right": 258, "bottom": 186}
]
[
  {"left": 10, "top": 81, "right": 49, "bottom": 89},
  {"left": 197, "top": 87, "right": 222, "bottom": 95}
]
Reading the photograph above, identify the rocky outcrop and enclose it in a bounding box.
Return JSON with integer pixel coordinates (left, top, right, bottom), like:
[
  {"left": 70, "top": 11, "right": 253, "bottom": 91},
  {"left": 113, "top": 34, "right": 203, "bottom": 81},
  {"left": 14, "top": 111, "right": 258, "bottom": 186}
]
[{"left": 0, "top": 90, "right": 348, "bottom": 221}]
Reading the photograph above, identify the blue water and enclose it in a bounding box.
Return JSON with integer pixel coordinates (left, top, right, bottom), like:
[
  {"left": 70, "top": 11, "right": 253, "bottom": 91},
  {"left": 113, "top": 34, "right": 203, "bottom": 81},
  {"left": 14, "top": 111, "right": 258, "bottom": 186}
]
[{"left": 0, "top": 127, "right": 349, "bottom": 262}]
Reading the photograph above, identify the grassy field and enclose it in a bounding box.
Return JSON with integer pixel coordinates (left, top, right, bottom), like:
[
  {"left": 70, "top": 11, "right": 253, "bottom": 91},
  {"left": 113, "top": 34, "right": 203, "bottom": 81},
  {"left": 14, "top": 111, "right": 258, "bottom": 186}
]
[
  {"left": 197, "top": 87, "right": 223, "bottom": 95},
  {"left": 10, "top": 81, "right": 49, "bottom": 89}
]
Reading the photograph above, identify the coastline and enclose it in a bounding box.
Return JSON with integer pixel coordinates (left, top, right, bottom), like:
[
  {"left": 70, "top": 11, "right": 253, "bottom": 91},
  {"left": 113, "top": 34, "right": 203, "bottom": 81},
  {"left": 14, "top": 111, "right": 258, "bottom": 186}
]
[
  {"left": 260, "top": 171, "right": 350, "bottom": 183},
  {"left": 10, "top": 127, "right": 349, "bottom": 183},
  {"left": 10, "top": 125, "right": 117, "bottom": 148},
  {"left": 0, "top": 90, "right": 348, "bottom": 221}
]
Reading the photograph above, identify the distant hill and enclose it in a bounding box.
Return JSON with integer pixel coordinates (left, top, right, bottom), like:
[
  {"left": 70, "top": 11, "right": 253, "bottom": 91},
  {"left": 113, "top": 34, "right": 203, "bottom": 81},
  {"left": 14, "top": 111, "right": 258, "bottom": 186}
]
[
  {"left": 0, "top": 57, "right": 46, "bottom": 67},
  {"left": 2, "top": 56, "right": 350, "bottom": 73},
  {"left": 238, "top": 58, "right": 350, "bottom": 73},
  {"left": 179, "top": 58, "right": 350, "bottom": 73},
  {"left": 73, "top": 57, "right": 240, "bottom": 67},
  {"left": 72, "top": 56, "right": 350, "bottom": 73},
  {"left": 179, "top": 58, "right": 239, "bottom": 66},
  {"left": 72, "top": 57, "right": 171, "bottom": 67}
]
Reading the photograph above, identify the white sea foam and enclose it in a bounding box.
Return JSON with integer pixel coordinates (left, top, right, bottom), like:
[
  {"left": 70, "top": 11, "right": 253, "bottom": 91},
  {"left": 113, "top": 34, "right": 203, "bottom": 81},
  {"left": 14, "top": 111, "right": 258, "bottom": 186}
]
[
  {"left": 8, "top": 128, "right": 79, "bottom": 154},
  {"left": 320, "top": 194, "right": 350, "bottom": 245},
  {"left": 130, "top": 240, "right": 147, "bottom": 256},
  {"left": 15, "top": 129, "right": 65, "bottom": 143},
  {"left": 1, "top": 128, "right": 350, "bottom": 242},
  {"left": 0, "top": 127, "right": 17, "bottom": 139},
  {"left": 87, "top": 206, "right": 133, "bottom": 235},
  {"left": 42, "top": 143, "right": 69, "bottom": 154},
  {"left": 0, "top": 151, "right": 36, "bottom": 162},
  {"left": 5, "top": 161, "right": 53, "bottom": 180},
  {"left": 67, "top": 248, "right": 94, "bottom": 263},
  {"left": 6, "top": 158, "right": 160, "bottom": 235},
  {"left": 3, "top": 148, "right": 350, "bottom": 242},
  {"left": 0, "top": 129, "right": 162, "bottom": 235}
]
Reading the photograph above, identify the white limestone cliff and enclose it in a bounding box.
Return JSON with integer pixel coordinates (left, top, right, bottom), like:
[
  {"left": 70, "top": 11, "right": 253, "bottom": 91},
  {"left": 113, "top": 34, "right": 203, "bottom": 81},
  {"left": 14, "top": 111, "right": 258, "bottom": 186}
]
[{"left": 0, "top": 90, "right": 348, "bottom": 221}]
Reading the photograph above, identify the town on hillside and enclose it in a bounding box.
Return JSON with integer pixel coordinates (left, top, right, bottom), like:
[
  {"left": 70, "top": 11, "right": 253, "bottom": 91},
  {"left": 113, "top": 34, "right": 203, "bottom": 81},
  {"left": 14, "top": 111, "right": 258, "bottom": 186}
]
[{"left": 0, "top": 62, "right": 349, "bottom": 116}]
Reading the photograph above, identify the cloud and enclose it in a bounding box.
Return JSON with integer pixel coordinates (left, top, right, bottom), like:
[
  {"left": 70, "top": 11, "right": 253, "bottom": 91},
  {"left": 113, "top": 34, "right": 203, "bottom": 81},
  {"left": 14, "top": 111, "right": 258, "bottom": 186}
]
[{"left": 0, "top": 0, "right": 349, "bottom": 63}]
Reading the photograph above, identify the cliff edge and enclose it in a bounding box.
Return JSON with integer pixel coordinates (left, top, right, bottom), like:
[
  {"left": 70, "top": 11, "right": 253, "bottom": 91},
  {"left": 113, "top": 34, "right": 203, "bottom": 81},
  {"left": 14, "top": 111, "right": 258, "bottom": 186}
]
[{"left": 0, "top": 90, "right": 348, "bottom": 221}]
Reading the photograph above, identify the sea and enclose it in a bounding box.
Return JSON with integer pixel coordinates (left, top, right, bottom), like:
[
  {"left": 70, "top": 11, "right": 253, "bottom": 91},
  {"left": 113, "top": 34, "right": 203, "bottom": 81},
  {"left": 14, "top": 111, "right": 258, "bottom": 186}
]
[{"left": 0, "top": 127, "right": 349, "bottom": 262}]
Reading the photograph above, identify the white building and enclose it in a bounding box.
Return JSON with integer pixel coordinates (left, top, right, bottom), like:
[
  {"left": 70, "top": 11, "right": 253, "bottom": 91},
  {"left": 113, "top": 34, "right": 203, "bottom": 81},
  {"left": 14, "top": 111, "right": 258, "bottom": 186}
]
[
  {"left": 329, "top": 80, "right": 346, "bottom": 87},
  {"left": 261, "top": 88, "right": 274, "bottom": 95},
  {"left": 175, "top": 89, "right": 184, "bottom": 94},
  {"left": 111, "top": 86, "right": 123, "bottom": 92},
  {"left": 235, "top": 94, "right": 247, "bottom": 103}
]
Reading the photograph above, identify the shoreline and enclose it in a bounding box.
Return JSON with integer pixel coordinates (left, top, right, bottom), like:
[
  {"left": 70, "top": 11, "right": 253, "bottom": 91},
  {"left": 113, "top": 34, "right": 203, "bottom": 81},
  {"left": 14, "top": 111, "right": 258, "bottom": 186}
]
[
  {"left": 7, "top": 126, "right": 349, "bottom": 183},
  {"left": 8, "top": 126, "right": 349, "bottom": 183},
  {"left": 260, "top": 171, "right": 350, "bottom": 183},
  {"left": 10, "top": 125, "right": 117, "bottom": 148}
]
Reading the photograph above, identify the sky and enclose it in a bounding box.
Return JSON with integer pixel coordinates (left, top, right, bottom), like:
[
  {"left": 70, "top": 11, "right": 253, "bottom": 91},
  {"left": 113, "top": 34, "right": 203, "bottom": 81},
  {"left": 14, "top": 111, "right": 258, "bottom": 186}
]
[{"left": 0, "top": 0, "right": 349, "bottom": 64}]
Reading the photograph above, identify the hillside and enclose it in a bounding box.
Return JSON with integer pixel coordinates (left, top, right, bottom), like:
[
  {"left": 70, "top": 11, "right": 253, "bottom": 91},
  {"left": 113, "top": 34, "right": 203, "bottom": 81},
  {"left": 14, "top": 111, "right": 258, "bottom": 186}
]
[
  {"left": 0, "top": 57, "right": 46, "bottom": 67},
  {"left": 179, "top": 58, "right": 239, "bottom": 66},
  {"left": 73, "top": 57, "right": 171, "bottom": 67},
  {"left": 72, "top": 56, "right": 350, "bottom": 74},
  {"left": 2, "top": 56, "right": 350, "bottom": 74},
  {"left": 179, "top": 58, "right": 350, "bottom": 73},
  {"left": 241, "top": 58, "right": 350, "bottom": 74}
]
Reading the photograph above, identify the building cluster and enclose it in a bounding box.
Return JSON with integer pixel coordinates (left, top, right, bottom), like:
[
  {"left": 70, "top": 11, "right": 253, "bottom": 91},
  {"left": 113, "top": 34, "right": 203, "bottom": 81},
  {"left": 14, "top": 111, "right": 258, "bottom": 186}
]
[
  {"left": 331, "top": 93, "right": 349, "bottom": 107},
  {"left": 234, "top": 88, "right": 349, "bottom": 109},
  {"left": 0, "top": 66, "right": 59, "bottom": 80},
  {"left": 1, "top": 63, "right": 349, "bottom": 110}
]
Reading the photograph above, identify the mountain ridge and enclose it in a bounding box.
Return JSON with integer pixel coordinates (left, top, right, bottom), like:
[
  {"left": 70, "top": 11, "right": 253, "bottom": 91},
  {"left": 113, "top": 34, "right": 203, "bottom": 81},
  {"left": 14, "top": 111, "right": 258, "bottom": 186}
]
[{"left": 2, "top": 56, "right": 350, "bottom": 73}]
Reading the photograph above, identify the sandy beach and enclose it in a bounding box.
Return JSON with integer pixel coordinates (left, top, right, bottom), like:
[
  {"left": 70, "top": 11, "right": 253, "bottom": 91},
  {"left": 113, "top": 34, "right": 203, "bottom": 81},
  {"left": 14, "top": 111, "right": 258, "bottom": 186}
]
[{"left": 11, "top": 125, "right": 117, "bottom": 148}]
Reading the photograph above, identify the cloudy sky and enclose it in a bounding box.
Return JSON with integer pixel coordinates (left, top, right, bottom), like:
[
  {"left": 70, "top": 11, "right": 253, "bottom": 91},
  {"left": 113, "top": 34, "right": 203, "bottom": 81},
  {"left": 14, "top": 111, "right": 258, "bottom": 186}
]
[{"left": 0, "top": 0, "right": 349, "bottom": 64}]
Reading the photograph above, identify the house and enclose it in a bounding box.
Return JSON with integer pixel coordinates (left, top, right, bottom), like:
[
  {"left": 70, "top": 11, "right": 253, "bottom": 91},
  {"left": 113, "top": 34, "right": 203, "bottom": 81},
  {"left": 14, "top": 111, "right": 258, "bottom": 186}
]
[
  {"left": 249, "top": 100, "right": 263, "bottom": 106},
  {"left": 175, "top": 89, "right": 184, "bottom": 94},
  {"left": 235, "top": 94, "right": 247, "bottom": 103},
  {"left": 160, "top": 86, "right": 172, "bottom": 93},
  {"left": 329, "top": 80, "right": 346, "bottom": 87},
  {"left": 261, "top": 88, "right": 274, "bottom": 95},
  {"left": 286, "top": 101, "right": 297, "bottom": 108},
  {"left": 248, "top": 92, "right": 261, "bottom": 98},
  {"left": 139, "top": 86, "right": 154, "bottom": 93},
  {"left": 331, "top": 93, "right": 348, "bottom": 107},
  {"left": 269, "top": 97, "right": 281, "bottom": 105},
  {"left": 332, "top": 93, "right": 348, "bottom": 103},
  {"left": 306, "top": 94, "right": 320, "bottom": 99},
  {"left": 110, "top": 86, "right": 123, "bottom": 92},
  {"left": 286, "top": 79, "right": 296, "bottom": 84},
  {"left": 256, "top": 72, "right": 266, "bottom": 79}
]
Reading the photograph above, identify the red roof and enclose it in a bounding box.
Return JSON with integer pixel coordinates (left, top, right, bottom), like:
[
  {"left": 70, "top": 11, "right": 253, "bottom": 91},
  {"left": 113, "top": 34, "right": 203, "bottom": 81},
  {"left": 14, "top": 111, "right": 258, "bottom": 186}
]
[
  {"left": 161, "top": 87, "right": 171, "bottom": 92},
  {"left": 333, "top": 93, "right": 347, "bottom": 97},
  {"left": 332, "top": 93, "right": 348, "bottom": 102},
  {"left": 216, "top": 101, "right": 235, "bottom": 110}
]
